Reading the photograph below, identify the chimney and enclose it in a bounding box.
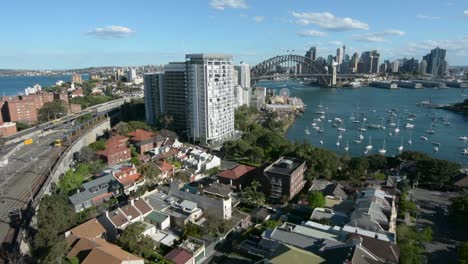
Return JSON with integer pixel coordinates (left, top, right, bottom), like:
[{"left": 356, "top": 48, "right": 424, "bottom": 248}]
[{"left": 130, "top": 200, "right": 135, "bottom": 206}]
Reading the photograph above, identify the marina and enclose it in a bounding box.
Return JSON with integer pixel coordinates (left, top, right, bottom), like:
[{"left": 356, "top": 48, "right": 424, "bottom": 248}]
[{"left": 259, "top": 80, "right": 468, "bottom": 165}]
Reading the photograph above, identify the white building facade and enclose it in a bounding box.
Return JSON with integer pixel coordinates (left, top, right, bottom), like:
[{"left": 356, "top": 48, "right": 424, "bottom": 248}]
[{"left": 186, "top": 54, "right": 235, "bottom": 145}]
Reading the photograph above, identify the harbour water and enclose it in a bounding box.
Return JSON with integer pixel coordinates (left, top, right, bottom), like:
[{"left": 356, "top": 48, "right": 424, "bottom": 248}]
[
  {"left": 0, "top": 74, "right": 88, "bottom": 96},
  {"left": 259, "top": 80, "right": 468, "bottom": 165}
]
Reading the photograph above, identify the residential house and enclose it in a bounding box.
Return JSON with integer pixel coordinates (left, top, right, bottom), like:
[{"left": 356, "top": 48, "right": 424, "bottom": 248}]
[
  {"left": 165, "top": 248, "right": 194, "bottom": 264},
  {"left": 128, "top": 129, "right": 159, "bottom": 155},
  {"left": 184, "top": 148, "right": 221, "bottom": 173},
  {"left": 98, "top": 199, "right": 153, "bottom": 241},
  {"left": 165, "top": 237, "right": 206, "bottom": 264},
  {"left": 69, "top": 174, "right": 122, "bottom": 213},
  {"left": 217, "top": 164, "right": 257, "bottom": 190},
  {"left": 146, "top": 211, "right": 171, "bottom": 230},
  {"left": 97, "top": 135, "right": 131, "bottom": 165},
  {"left": 112, "top": 164, "right": 145, "bottom": 195},
  {"left": 268, "top": 244, "right": 325, "bottom": 264},
  {"left": 264, "top": 157, "right": 307, "bottom": 201},
  {"left": 155, "top": 160, "right": 175, "bottom": 179},
  {"left": 65, "top": 218, "right": 106, "bottom": 240}
]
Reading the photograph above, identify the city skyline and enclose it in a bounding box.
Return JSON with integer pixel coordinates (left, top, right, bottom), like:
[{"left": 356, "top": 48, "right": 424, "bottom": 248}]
[{"left": 1, "top": 0, "right": 467, "bottom": 69}]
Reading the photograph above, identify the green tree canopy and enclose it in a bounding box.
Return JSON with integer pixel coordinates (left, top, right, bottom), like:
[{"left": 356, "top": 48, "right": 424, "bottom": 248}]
[
  {"left": 241, "top": 180, "right": 266, "bottom": 205},
  {"left": 450, "top": 193, "right": 468, "bottom": 228},
  {"left": 308, "top": 191, "right": 325, "bottom": 209},
  {"left": 38, "top": 100, "right": 67, "bottom": 122}
]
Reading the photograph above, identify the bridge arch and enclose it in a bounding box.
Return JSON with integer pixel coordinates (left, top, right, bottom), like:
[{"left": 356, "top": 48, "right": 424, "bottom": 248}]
[{"left": 251, "top": 54, "right": 330, "bottom": 86}]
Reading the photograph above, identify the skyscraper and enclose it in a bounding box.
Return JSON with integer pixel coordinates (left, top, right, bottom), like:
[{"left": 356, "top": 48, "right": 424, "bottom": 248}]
[
  {"left": 164, "top": 62, "right": 188, "bottom": 133},
  {"left": 336, "top": 47, "right": 344, "bottom": 65},
  {"left": 186, "top": 54, "right": 235, "bottom": 145},
  {"left": 144, "top": 73, "right": 165, "bottom": 126},
  {"left": 423, "top": 47, "right": 447, "bottom": 76},
  {"left": 127, "top": 68, "right": 137, "bottom": 82},
  {"left": 350, "top": 52, "right": 359, "bottom": 73},
  {"left": 419, "top": 60, "right": 427, "bottom": 75},
  {"left": 305, "top": 47, "right": 317, "bottom": 61},
  {"left": 360, "top": 50, "right": 380, "bottom": 74},
  {"left": 235, "top": 63, "right": 251, "bottom": 89}
]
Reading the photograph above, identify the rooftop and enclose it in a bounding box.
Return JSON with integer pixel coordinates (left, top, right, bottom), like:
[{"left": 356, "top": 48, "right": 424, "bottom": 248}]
[
  {"left": 128, "top": 129, "right": 156, "bottom": 142},
  {"left": 265, "top": 157, "right": 304, "bottom": 176},
  {"left": 269, "top": 244, "right": 325, "bottom": 264},
  {"left": 69, "top": 218, "right": 106, "bottom": 239},
  {"left": 218, "top": 164, "right": 256, "bottom": 180},
  {"left": 165, "top": 248, "right": 193, "bottom": 264},
  {"left": 69, "top": 174, "right": 120, "bottom": 206},
  {"left": 146, "top": 211, "right": 169, "bottom": 224}
]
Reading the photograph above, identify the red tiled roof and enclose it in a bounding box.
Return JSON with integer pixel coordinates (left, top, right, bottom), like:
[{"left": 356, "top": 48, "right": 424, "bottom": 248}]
[
  {"left": 128, "top": 129, "right": 156, "bottom": 142},
  {"left": 69, "top": 218, "right": 106, "bottom": 239},
  {"left": 158, "top": 161, "right": 174, "bottom": 173},
  {"left": 117, "top": 173, "right": 141, "bottom": 186},
  {"left": 218, "top": 164, "right": 256, "bottom": 180},
  {"left": 134, "top": 199, "right": 153, "bottom": 215},
  {"left": 165, "top": 248, "right": 193, "bottom": 264}
]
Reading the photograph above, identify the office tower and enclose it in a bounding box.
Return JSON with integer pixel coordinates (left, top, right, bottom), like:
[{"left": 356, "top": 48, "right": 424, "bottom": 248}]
[
  {"left": 379, "top": 63, "right": 387, "bottom": 74},
  {"left": 186, "top": 54, "right": 235, "bottom": 145},
  {"left": 164, "top": 62, "right": 189, "bottom": 133},
  {"left": 351, "top": 52, "right": 359, "bottom": 73},
  {"left": 327, "top": 55, "right": 334, "bottom": 66},
  {"left": 336, "top": 47, "right": 344, "bottom": 65},
  {"left": 235, "top": 63, "right": 251, "bottom": 89},
  {"left": 72, "top": 73, "right": 82, "bottom": 84},
  {"left": 423, "top": 47, "right": 447, "bottom": 76},
  {"left": 419, "top": 60, "right": 427, "bottom": 75},
  {"left": 305, "top": 47, "right": 317, "bottom": 61},
  {"left": 127, "top": 68, "right": 137, "bottom": 82},
  {"left": 391, "top": 61, "right": 400, "bottom": 73},
  {"left": 360, "top": 50, "right": 380, "bottom": 74},
  {"left": 144, "top": 73, "right": 165, "bottom": 126},
  {"left": 400, "top": 58, "right": 419, "bottom": 74}
]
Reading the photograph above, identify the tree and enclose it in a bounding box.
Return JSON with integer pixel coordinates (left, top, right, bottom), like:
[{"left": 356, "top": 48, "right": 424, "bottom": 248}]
[
  {"left": 419, "top": 227, "right": 433, "bottom": 242},
  {"left": 33, "top": 194, "right": 78, "bottom": 261},
  {"left": 78, "top": 146, "right": 98, "bottom": 162},
  {"left": 307, "top": 191, "right": 325, "bottom": 209},
  {"left": 89, "top": 140, "right": 106, "bottom": 151},
  {"left": 349, "top": 157, "right": 369, "bottom": 179},
  {"left": 183, "top": 222, "right": 202, "bottom": 238},
  {"left": 58, "top": 170, "right": 85, "bottom": 194},
  {"left": 450, "top": 193, "right": 468, "bottom": 228},
  {"left": 458, "top": 242, "right": 468, "bottom": 264},
  {"left": 204, "top": 216, "right": 230, "bottom": 237},
  {"left": 38, "top": 100, "right": 67, "bottom": 122},
  {"left": 241, "top": 180, "right": 266, "bottom": 205},
  {"left": 118, "top": 222, "right": 159, "bottom": 260},
  {"left": 139, "top": 163, "right": 162, "bottom": 183}
]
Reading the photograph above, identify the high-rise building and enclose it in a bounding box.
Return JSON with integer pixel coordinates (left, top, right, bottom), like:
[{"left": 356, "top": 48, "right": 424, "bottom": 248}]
[
  {"left": 423, "top": 47, "right": 447, "bottom": 76},
  {"left": 186, "top": 54, "right": 235, "bottom": 145},
  {"left": 127, "top": 68, "right": 137, "bottom": 83},
  {"left": 305, "top": 47, "right": 317, "bottom": 61},
  {"left": 336, "top": 47, "right": 344, "bottom": 65},
  {"left": 143, "top": 73, "right": 165, "bottom": 126},
  {"left": 164, "top": 62, "right": 189, "bottom": 133},
  {"left": 391, "top": 61, "right": 400, "bottom": 73},
  {"left": 350, "top": 52, "right": 359, "bottom": 73},
  {"left": 400, "top": 58, "right": 419, "bottom": 74},
  {"left": 419, "top": 60, "right": 427, "bottom": 75},
  {"left": 360, "top": 50, "right": 380, "bottom": 74},
  {"left": 72, "top": 73, "right": 82, "bottom": 84},
  {"left": 235, "top": 63, "right": 251, "bottom": 89}
]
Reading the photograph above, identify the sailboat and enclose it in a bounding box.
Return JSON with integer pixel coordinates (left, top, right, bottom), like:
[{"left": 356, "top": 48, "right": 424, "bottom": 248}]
[
  {"left": 365, "top": 136, "right": 373, "bottom": 151},
  {"left": 359, "top": 130, "right": 364, "bottom": 140},
  {"left": 338, "top": 131, "right": 343, "bottom": 139},
  {"left": 319, "top": 140, "right": 324, "bottom": 145},
  {"left": 394, "top": 120, "right": 400, "bottom": 134},
  {"left": 318, "top": 123, "right": 324, "bottom": 133},
  {"left": 397, "top": 137, "right": 404, "bottom": 152},
  {"left": 378, "top": 138, "right": 387, "bottom": 155},
  {"left": 408, "top": 133, "right": 412, "bottom": 145},
  {"left": 344, "top": 140, "right": 349, "bottom": 152}
]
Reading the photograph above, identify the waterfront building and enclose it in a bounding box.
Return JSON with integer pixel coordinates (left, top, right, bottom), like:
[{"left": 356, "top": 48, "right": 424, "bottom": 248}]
[
  {"left": 423, "top": 47, "right": 447, "bottom": 76},
  {"left": 186, "top": 54, "right": 235, "bottom": 145},
  {"left": 419, "top": 60, "right": 427, "bottom": 75},
  {"left": 71, "top": 73, "right": 82, "bottom": 84},
  {"left": 144, "top": 72, "right": 165, "bottom": 126}
]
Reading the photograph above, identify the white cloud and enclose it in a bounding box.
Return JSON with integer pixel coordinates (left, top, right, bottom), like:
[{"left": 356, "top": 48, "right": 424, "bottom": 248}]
[
  {"left": 253, "top": 16, "right": 265, "bottom": 22},
  {"left": 464, "top": 10, "right": 468, "bottom": 17},
  {"left": 292, "top": 11, "right": 369, "bottom": 31},
  {"left": 210, "top": 0, "right": 247, "bottom": 10},
  {"left": 329, "top": 41, "right": 344, "bottom": 46},
  {"left": 298, "top": 30, "right": 327, "bottom": 37},
  {"left": 353, "top": 29, "right": 405, "bottom": 42},
  {"left": 86, "top": 25, "right": 135, "bottom": 39},
  {"left": 416, "top": 14, "right": 440, "bottom": 20}
]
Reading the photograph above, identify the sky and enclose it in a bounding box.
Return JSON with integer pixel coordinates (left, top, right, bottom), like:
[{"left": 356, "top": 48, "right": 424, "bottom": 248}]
[{"left": 0, "top": 0, "right": 467, "bottom": 69}]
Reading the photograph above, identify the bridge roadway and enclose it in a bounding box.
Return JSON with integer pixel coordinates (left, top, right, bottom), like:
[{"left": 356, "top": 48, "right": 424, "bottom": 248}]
[{"left": 251, "top": 73, "right": 371, "bottom": 81}]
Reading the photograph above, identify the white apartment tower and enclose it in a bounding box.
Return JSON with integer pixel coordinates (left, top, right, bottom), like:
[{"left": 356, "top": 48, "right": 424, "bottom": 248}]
[
  {"left": 127, "top": 68, "right": 137, "bottom": 83},
  {"left": 143, "top": 73, "right": 165, "bottom": 126},
  {"left": 186, "top": 54, "right": 235, "bottom": 145}
]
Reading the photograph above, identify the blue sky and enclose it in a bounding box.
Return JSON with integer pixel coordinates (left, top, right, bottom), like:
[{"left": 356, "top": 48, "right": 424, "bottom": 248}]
[{"left": 1, "top": 0, "right": 467, "bottom": 69}]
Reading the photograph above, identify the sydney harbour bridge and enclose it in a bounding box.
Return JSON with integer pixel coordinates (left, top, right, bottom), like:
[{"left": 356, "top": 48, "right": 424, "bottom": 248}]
[{"left": 250, "top": 54, "right": 366, "bottom": 87}]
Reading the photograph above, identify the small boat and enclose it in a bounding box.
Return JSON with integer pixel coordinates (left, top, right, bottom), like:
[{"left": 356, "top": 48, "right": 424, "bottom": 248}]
[
  {"left": 420, "top": 136, "right": 428, "bottom": 141},
  {"left": 426, "top": 129, "right": 436, "bottom": 134},
  {"left": 334, "top": 117, "right": 342, "bottom": 123},
  {"left": 397, "top": 137, "right": 404, "bottom": 152},
  {"left": 311, "top": 122, "right": 317, "bottom": 127},
  {"left": 327, "top": 119, "right": 332, "bottom": 123},
  {"left": 433, "top": 146, "right": 439, "bottom": 152},
  {"left": 408, "top": 133, "right": 413, "bottom": 145},
  {"left": 459, "top": 136, "right": 468, "bottom": 141},
  {"left": 344, "top": 141, "right": 349, "bottom": 152},
  {"left": 365, "top": 136, "right": 373, "bottom": 151},
  {"left": 359, "top": 130, "right": 364, "bottom": 140},
  {"left": 443, "top": 121, "right": 451, "bottom": 126},
  {"left": 408, "top": 113, "right": 416, "bottom": 118},
  {"left": 320, "top": 115, "right": 325, "bottom": 119},
  {"left": 358, "top": 127, "right": 367, "bottom": 132},
  {"left": 378, "top": 139, "right": 387, "bottom": 155},
  {"left": 394, "top": 120, "right": 400, "bottom": 133},
  {"left": 338, "top": 124, "right": 346, "bottom": 132},
  {"left": 432, "top": 142, "right": 441, "bottom": 146},
  {"left": 338, "top": 132, "right": 343, "bottom": 139},
  {"left": 364, "top": 150, "right": 368, "bottom": 155},
  {"left": 304, "top": 129, "right": 311, "bottom": 135},
  {"left": 367, "top": 123, "right": 381, "bottom": 129},
  {"left": 407, "top": 118, "right": 414, "bottom": 122},
  {"left": 353, "top": 139, "right": 362, "bottom": 144},
  {"left": 315, "top": 110, "right": 326, "bottom": 115},
  {"left": 463, "top": 148, "right": 468, "bottom": 155},
  {"left": 332, "top": 123, "right": 338, "bottom": 127},
  {"left": 318, "top": 123, "right": 324, "bottom": 133},
  {"left": 336, "top": 141, "right": 340, "bottom": 147},
  {"left": 404, "top": 123, "right": 414, "bottom": 129},
  {"left": 370, "top": 109, "right": 377, "bottom": 113},
  {"left": 353, "top": 120, "right": 361, "bottom": 123},
  {"left": 319, "top": 140, "right": 324, "bottom": 145}
]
